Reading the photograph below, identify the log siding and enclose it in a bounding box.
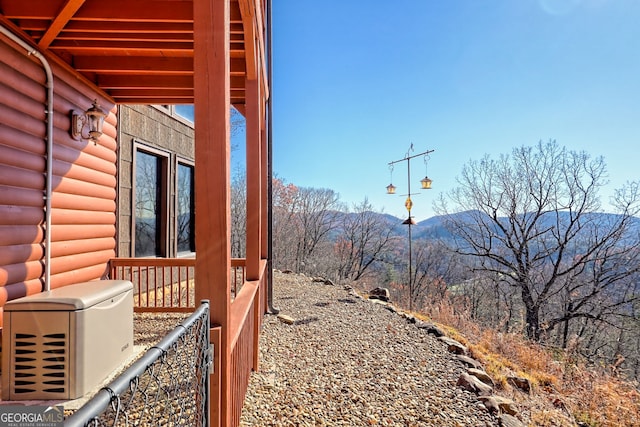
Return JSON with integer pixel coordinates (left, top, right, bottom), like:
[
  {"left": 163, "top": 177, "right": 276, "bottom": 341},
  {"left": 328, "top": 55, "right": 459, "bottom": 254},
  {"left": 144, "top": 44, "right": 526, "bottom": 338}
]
[{"left": 0, "top": 34, "right": 117, "bottom": 323}]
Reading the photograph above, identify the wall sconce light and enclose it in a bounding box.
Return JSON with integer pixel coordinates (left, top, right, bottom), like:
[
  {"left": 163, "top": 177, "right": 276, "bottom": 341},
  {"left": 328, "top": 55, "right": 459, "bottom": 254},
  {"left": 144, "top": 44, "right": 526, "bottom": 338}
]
[{"left": 71, "top": 100, "right": 107, "bottom": 143}]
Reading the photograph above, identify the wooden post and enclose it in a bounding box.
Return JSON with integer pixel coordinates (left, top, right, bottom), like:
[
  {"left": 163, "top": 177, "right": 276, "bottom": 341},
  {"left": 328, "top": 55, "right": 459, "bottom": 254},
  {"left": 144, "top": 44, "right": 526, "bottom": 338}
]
[
  {"left": 261, "top": 117, "right": 269, "bottom": 262},
  {"left": 193, "top": 0, "right": 231, "bottom": 425},
  {"left": 245, "top": 77, "right": 262, "bottom": 281}
]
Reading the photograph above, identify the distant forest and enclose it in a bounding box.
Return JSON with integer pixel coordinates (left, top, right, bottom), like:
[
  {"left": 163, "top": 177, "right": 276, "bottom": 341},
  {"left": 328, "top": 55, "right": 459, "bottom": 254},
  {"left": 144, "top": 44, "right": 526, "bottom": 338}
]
[{"left": 232, "top": 141, "right": 640, "bottom": 382}]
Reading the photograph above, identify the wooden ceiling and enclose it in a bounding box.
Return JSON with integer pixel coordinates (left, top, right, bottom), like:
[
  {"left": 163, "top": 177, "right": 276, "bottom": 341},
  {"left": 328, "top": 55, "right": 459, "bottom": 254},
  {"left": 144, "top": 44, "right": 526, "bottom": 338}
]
[{"left": 0, "top": 0, "right": 256, "bottom": 106}]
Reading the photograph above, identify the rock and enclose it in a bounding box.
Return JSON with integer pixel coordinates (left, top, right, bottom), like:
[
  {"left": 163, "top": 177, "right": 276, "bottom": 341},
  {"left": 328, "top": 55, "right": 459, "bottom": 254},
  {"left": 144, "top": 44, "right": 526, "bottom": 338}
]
[
  {"left": 277, "top": 314, "right": 295, "bottom": 325},
  {"left": 479, "top": 396, "right": 518, "bottom": 416},
  {"left": 438, "top": 336, "right": 467, "bottom": 355},
  {"left": 281, "top": 269, "right": 293, "bottom": 274},
  {"left": 507, "top": 375, "right": 531, "bottom": 393},
  {"left": 312, "top": 277, "right": 335, "bottom": 286},
  {"left": 368, "top": 287, "right": 390, "bottom": 302},
  {"left": 240, "top": 270, "right": 501, "bottom": 426},
  {"left": 479, "top": 395, "right": 500, "bottom": 414},
  {"left": 369, "top": 298, "right": 388, "bottom": 306},
  {"left": 456, "top": 372, "right": 493, "bottom": 396},
  {"left": 467, "top": 368, "right": 494, "bottom": 387},
  {"left": 500, "top": 414, "right": 525, "bottom": 427},
  {"left": 456, "top": 355, "right": 482, "bottom": 370},
  {"left": 385, "top": 304, "right": 397, "bottom": 313},
  {"left": 415, "top": 321, "right": 445, "bottom": 337}
]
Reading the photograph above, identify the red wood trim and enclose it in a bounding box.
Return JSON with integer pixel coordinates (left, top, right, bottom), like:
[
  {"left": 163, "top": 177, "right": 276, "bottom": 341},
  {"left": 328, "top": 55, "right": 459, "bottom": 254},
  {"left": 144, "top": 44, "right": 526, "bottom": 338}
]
[
  {"left": 194, "top": 0, "right": 232, "bottom": 423},
  {"left": 238, "top": 0, "right": 257, "bottom": 81},
  {"left": 229, "top": 280, "right": 259, "bottom": 350},
  {"left": 110, "top": 257, "right": 195, "bottom": 267},
  {"left": 245, "top": 78, "right": 261, "bottom": 281},
  {"left": 261, "top": 125, "right": 269, "bottom": 258},
  {"left": 38, "top": 0, "right": 85, "bottom": 49}
]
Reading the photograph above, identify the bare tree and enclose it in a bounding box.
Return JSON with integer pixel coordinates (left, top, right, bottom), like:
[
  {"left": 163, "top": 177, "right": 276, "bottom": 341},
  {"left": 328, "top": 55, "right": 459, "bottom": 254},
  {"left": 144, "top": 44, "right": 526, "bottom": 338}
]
[
  {"left": 230, "top": 169, "right": 247, "bottom": 258},
  {"left": 410, "top": 239, "right": 466, "bottom": 309},
  {"left": 435, "top": 140, "right": 640, "bottom": 341},
  {"left": 335, "top": 198, "right": 397, "bottom": 281},
  {"left": 272, "top": 177, "right": 300, "bottom": 271},
  {"left": 293, "top": 187, "right": 341, "bottom": 274}
]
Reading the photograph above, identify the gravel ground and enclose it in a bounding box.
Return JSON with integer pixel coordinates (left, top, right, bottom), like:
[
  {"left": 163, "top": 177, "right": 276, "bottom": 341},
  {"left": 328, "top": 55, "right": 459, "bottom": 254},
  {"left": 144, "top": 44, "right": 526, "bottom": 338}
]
[{"left": 240, "top": 272, "right": 499, "bottom": 427}]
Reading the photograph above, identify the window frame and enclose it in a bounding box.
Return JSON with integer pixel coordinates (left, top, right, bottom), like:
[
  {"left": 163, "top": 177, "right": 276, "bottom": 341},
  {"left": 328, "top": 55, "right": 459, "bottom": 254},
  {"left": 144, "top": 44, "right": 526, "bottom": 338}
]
[
  {"left": 132, "top": 141, "right": 171, "bottom": 258},
  {"left": 175, "top": 157, "right": 196, "bottom": 256}
]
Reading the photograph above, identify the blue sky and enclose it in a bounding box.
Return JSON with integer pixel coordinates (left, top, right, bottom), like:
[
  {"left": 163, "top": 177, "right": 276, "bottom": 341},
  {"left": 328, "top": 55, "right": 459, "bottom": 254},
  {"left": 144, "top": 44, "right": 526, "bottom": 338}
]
[{"left": 268, "top": 0, "right": 640, "bottom": 221}]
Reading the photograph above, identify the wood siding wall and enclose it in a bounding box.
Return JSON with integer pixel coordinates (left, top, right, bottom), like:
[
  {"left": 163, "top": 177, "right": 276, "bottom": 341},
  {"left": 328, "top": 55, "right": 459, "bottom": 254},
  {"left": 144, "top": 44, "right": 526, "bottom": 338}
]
[{"left": 0, "top": 35, "right": 117, "bottom": 324}]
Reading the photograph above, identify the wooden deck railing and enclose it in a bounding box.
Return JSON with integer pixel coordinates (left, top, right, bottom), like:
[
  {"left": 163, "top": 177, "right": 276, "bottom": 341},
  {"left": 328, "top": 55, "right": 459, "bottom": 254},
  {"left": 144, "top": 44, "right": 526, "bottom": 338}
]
[
  {"left": 108, "top": 256, "right": 267, "bottom": 427},
  {"left": 109, "top": 257, "right": 247, "bottom": 312},
  {"left": 228, "top": 259, "right": 267, "bottom": 426}
]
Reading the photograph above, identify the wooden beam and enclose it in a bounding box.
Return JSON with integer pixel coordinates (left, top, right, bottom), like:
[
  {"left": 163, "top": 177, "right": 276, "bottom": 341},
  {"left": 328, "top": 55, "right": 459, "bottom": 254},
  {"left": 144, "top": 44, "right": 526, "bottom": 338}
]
[
  {"left": 73, "top": 56, "right": 194, "bottom": 74},
  {"left": 245, "top": 77, "right": 261, "bottom": 280},
  {"left": 112, "top": 97, "right": 194, "bottom": 104},
  {"left": 26, "top": 20, "right": 193, "bottom": 33},
  {"left": 96, "top": 74, "right": 245, "bottom": 91},
  {"left": 49, "top": 40, "right": 193, "bottom": 50},
  {"left": 97, "top": 75, "right": 193, "bottom": 89},
  {"left": 238, "top": 0, "right": 256, "bottom": 80},
  {"left": 107, "top": 89, "right": 193, "bottom": 98},
  {"left": 38, "top": 0, "right": 85, "bottom": 49},
  {"left": 2, "top": 0, "right": 194, "bottom": 22},
  {"left": 253, "top": 0, "right": 269, "bottom": 98},
  {"left": 193, "top": 0, "right": 231, "bottom": 426},
  {"left": 261, "top": 108, "right": 268, "bottom": 259},
  {"left": 53, "top": 31, "right": 194, "bottom": 42}
]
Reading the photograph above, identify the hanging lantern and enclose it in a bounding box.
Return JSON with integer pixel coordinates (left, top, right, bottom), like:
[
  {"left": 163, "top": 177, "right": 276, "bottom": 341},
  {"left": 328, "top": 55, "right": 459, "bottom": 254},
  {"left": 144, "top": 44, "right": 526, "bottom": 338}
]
[
  {"left": 421, "top": 153, "right": 432, "bottom": 189},
  {"left": 420, "top": 176, "right": 432, "bottom": 190},
  {"left": 386, "top": 183, "right": 396, "bottom": 194}
]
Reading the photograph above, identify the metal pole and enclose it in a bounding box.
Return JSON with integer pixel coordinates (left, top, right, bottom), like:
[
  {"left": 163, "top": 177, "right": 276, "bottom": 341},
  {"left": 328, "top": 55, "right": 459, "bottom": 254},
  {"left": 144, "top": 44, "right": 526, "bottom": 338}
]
[
  {"left": 266, "top": 0, "right": 279, "bottom": 314},
  {"left": 387, "top": 148, "right": 434, "bottom": 313},
  {"left": 406, "top": 157, "right": 413, "bottom": 312}
]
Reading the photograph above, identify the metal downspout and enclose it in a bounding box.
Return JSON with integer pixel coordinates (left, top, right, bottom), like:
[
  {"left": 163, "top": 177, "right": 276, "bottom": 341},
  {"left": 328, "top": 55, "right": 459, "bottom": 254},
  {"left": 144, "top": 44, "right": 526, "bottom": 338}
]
[
  {"left": 0, "top": 26, "right": 55, "bottom": 292},
  {"left": 266, "top": 0, "right": 279, "bottom": 314}
]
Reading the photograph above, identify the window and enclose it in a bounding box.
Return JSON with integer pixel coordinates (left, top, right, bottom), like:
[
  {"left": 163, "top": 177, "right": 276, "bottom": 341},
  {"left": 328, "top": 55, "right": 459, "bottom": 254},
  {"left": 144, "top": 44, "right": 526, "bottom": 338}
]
[
  {"left": 177, "top": 161, "right": 195, "bottom": 253},
  {"left": 134, "top": 147, "right": 168, "bottom": 257}
]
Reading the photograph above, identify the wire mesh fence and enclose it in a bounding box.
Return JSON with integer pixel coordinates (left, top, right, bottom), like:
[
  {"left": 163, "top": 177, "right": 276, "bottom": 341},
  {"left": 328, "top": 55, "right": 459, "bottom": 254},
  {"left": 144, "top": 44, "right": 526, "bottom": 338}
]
[{"left": 65, "top": 301, "right": 211, "bottom": 427}]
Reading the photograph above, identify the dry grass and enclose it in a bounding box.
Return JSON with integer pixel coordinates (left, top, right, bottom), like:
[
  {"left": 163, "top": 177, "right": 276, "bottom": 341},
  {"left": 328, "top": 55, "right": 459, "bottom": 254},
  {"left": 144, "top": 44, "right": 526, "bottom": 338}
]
[{"left": 413, "top": 299, "right": 640, "bottom": 427}]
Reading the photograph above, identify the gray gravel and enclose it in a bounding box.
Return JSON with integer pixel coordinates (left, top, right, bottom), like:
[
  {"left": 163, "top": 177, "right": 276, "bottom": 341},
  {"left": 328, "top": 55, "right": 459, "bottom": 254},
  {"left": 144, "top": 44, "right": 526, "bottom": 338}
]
[{"left": 240, "top": 272, "right": 499, "bottom": 426}]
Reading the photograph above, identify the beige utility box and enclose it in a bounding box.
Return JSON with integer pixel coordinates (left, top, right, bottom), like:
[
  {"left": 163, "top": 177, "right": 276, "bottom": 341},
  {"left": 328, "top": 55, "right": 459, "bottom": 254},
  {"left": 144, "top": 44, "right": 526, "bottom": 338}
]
[{"left": 2, "top": 280, "right": 133, "bottom": 401}]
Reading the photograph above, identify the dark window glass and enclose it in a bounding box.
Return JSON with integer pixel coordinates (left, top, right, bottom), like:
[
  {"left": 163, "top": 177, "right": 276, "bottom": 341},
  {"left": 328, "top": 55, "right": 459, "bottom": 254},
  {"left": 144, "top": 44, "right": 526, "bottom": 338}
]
[
  {"left": 135, "top": 150, "right": 162, "bottom": 256},
  {"left": 177, "top": 163, "right": 195, "bottom": 253}
]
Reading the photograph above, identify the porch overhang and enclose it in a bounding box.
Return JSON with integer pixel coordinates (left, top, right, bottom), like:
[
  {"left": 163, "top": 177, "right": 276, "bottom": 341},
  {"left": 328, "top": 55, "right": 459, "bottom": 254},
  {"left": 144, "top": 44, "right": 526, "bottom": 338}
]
[{"left": 0, "top": 0, "right": 268, "bottom": 109}]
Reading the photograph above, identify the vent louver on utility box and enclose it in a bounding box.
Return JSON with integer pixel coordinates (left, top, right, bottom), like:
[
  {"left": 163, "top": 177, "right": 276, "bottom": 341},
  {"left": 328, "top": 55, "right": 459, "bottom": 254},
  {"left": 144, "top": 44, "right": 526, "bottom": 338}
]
[{"left": 2, "top": 280, "right": 133, "bottom": 401}]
